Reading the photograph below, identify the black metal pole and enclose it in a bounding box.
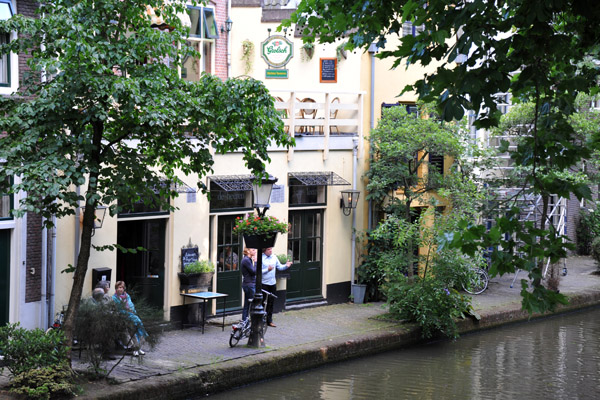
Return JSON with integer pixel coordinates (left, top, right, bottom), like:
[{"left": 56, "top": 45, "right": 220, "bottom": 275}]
[{"left": 248, "top": 206, "right": 267, "bottom": 347}]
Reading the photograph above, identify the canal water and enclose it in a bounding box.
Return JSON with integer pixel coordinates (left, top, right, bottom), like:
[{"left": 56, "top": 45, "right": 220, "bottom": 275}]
[{"left": 206, "top": 306, "right": 600, "bottom": 399}]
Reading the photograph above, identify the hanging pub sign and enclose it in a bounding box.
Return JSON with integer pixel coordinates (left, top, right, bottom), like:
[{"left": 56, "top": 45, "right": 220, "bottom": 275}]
[{"left": 261, "top": 35, "right": 293, "bottom": 79}]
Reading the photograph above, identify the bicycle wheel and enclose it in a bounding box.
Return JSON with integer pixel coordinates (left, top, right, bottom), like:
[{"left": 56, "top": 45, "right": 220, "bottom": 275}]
[
  {"left": 462, "top": 268, "right": 489, "bottom": 295},
  {"left": 229, "top": 328, "right": 242, "bottom": 347}
]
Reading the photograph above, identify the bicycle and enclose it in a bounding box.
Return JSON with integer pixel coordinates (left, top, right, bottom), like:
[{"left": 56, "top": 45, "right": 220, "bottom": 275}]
[
  {"left": 229, "top": 289, "right": 277, "bottom": 347},
  {"left": 461, "top": 267, "right": 489, "bottom": 295}
]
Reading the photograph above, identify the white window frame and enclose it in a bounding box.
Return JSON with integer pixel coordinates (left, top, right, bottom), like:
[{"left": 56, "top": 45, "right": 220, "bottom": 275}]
[
  {"left": 181, "top": 5, "right": 218, "bottom": 79},
  {"left": 0, "top": 0, "right": 17, "bottom": 94}
]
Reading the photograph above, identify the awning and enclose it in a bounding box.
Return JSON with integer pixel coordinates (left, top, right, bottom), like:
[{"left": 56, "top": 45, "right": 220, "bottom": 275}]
[
  {"left": 288, "top": 172, "right": 350, "bottom": 186},
  {"left": 158, "top": 177, "right": 196, "bottom": 193},
  {"left": 208, "top": 175, "right": 254, "bottom": 192}
]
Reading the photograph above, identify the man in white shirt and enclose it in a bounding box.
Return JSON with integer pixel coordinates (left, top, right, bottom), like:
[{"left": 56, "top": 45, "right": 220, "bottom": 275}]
[{"left": 261, "top": 247, "right": 291, "bottom": 327}]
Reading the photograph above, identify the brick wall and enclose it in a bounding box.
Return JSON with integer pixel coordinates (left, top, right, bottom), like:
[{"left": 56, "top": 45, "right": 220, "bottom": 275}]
[
  {"left": 213, "top": 0, "right": 228, "bottom": 80},
  {"left": 17, "top": 0, "right": 38, "bottom": 87},
  {"left": 25, "top": 213, "right": 42, "bottom": 302}
]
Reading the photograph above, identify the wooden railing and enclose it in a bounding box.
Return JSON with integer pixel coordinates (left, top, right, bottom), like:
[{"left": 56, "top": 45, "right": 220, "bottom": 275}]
[{"left": 271, "top": 90, "right": 365, "bottom": 160}]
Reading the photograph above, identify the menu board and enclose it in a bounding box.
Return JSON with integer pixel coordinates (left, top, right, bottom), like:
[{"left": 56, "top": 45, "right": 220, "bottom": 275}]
[
  {"left": 181, "top": 247, "right": 199, "bottom": 271},
  {"left": 320, "top": 58, "right": 337, "bottom": 83}
]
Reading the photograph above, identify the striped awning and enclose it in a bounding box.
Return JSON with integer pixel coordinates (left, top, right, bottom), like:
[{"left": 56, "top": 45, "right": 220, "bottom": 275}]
[{"left": 288, "top": 172, "right": 350, "bottom": 186}]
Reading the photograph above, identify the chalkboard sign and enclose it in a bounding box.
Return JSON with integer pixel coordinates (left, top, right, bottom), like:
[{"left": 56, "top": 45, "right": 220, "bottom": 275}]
[
  {"left": 181, "top": 247, "right": 199, "bottom": 272},
  {"left": 320, "top": 58, "right": 337, "bottom": 83}
]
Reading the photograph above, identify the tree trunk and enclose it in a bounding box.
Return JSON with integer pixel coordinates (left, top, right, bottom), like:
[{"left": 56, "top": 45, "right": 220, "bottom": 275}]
[{"left": 62, "top": 122, "right": 104, "bottom": 362}]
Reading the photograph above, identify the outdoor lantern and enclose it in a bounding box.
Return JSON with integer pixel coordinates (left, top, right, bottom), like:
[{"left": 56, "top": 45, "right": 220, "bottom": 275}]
[
  {"left": 221, "top": 17, "right": 233, "bottom": 33},
  {"left": 80, "top": 205, "right": 108, "bottom": 235},
  {"left": 340, "top": 189, "right": 360, "bottom": 216},
  {"left": 252, "top": 175, "right": 277, "bottom": 216}
]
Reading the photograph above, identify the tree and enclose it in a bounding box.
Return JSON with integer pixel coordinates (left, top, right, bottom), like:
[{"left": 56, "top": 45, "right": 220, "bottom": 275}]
[
  {"left": 366, "top": 105, "right": 465, "bottom": 277},
  {"left": 0, "top": 0, "right": 293, "bottom": 359},
  {"left": 285, "top": 0, "right": 600, "bottom": 313}
]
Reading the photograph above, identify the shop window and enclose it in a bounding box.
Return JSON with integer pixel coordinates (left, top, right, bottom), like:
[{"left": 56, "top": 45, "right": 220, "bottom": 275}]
[
  {"left": 288, "top": 178, "right": 326, "bottom": 206},
  {"left": 209, "top": 181, "right": 253, "bottom": 212},
  {"left": 0, "top": 33, "right": 9, "bottom": 87}
]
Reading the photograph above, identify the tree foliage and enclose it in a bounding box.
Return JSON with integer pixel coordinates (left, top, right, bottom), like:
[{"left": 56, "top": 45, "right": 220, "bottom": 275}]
[
  {"left": 0, "top": 0, "right": 293, "bottom": 357},
  {"left": 286, "top": 0, "right": 600, "bottom": 314}
]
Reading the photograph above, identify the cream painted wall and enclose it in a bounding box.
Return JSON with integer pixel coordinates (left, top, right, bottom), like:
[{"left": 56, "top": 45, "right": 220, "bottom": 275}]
[{"left": 230, "top": 8, "right": 362, "bottom": 94}]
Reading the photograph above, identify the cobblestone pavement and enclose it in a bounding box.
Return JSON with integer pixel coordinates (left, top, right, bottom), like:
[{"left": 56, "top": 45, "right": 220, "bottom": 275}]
[{"left": 1, "top": 256, "right": 599, "bottom": 396}]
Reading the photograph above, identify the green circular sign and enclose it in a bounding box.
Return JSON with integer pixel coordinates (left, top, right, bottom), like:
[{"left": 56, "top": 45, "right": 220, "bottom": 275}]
[{"left": 261, "top": 35, "right": 294, "bottom": 68}]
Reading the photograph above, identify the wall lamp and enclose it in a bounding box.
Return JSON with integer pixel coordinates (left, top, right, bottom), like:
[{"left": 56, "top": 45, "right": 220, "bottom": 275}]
[
  {"left": 80, "top": 205, "right": 108, "bottom": 235},
  {"left": 340, "top": 189, "right": 360, "bottom": 216},
  {"left": 221, "top": 17, "right": 232, "bottom": 33}
]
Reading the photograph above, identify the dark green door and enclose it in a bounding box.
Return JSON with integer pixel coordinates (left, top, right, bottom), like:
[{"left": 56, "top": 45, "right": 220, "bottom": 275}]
[
  {"left": 287, "top": 210, "right": 323, "bottom": 300},
  {"left": 117, "top": 219, "right": 166, "bottom": 309},
  {"left": 216, "top": 215, "right": 243, "bottom": 311},
  {"left": 0, "top": 230, "right": 9, "bottom": 325}
]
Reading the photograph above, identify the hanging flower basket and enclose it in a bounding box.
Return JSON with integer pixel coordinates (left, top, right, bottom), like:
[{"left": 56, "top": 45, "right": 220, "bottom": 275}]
[{"left": 243, "top": 232, "right": 278, "bottom": 249}]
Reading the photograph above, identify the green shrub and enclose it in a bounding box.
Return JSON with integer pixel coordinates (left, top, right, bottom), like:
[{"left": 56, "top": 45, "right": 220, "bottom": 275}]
[
  {"left": 386, "top": 276, "right": 472, "bottom": 339},
  {"left": 9, "top": 362, "right": 75, "bottom": 400},
  {"left": 591, "top": 237, "right": 600, "bottom": 269},
  {"left": 276, "top": 254, "right": 290, "bottom": 264},
  {"left": 184, "top": 259, "right": 214, "bottom": 274},
  {"left": 74, "top": 299, "right": 132, "bottom": 374},
  {"left": 576, "top": 209, "right": 600, "bottom": 255},
  {"left": 0, "top": 323, "right": 68, "bottom": 376}
]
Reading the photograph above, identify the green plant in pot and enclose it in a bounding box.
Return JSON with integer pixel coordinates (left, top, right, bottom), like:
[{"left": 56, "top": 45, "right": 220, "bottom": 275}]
[{"left": 178, "top": 260, "right": 215, "bottom": 292}]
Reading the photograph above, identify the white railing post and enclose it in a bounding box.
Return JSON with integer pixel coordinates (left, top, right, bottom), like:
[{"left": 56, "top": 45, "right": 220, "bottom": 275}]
[{"left": 323, "top": 92, "right": 330, "bottom": 160}]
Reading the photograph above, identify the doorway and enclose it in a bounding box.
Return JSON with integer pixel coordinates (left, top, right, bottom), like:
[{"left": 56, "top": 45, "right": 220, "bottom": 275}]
[
  {"left": 116, "top": 219, "right": 166, "bottom": 309},
  {"left": 215, "top": 215, "right": 243, "bottom": 311},
  {"left": 286, "top": 209, "right": 323, "bottom": 300},
  {"left": 0, "top": 229, "right": 9, "bottom": 325}
]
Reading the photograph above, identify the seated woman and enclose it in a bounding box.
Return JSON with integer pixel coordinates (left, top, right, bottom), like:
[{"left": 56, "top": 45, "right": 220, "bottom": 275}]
[{"left": 112, "top": 281, "right": 148, "bottom": 356}]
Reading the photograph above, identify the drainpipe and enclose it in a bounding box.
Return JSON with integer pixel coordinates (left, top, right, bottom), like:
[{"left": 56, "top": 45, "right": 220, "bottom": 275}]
[
  {"left": 41, "top": 218, "right": 48, "bottom": 328},
  {"left": 367, "top": 43, "right": 377, "bottom": 231},
  {"left": 48, "top": 216, "right": 56, "bottom": 328},
  {"left": 226, "top": 0, "right": 231, "bottom": 77},
  {"left": 351, "top": 139, "right": 359, "bottom": 285}
]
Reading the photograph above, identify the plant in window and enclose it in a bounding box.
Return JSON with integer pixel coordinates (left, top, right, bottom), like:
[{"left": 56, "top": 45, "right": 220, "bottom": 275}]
[
  {"left": 241, "top": 39, "right": 255, "bottom": 74},
  {"left": 233, "top": 213, "right": 289, "bottom": 238},
  {"left": 301, "top": 42, "right": 314, "bottom": 61}
]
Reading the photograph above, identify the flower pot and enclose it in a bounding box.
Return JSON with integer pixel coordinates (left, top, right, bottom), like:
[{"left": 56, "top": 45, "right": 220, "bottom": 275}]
[
  {"left": 352, "top": 283, "right": 367, "bottom": 304},
  {"left": 243, "top": 232, "right": 278, "bottom": 249},
  {"left": 178, "top": 272, "right": 213, "bottom": 293}
]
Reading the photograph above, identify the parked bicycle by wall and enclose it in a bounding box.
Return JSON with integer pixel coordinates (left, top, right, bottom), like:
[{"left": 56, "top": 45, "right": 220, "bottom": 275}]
[{"left": 229, "top": 289, "right": 277, "bottom": 347}]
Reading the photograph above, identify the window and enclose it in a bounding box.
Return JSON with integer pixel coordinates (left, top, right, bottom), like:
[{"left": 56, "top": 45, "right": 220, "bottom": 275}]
[
  {"left": 183, "top": 6, "right": 218, "bottom": 80},
  {"left": 402, "top": 21, "right": 424, "bottom": 37},
  {"left": 428, "top": 153, "right": 444, "bottom": 175},
  {"left": 209, "top": 181, "right": 253, "bottom": 212},
  {"left": 0, "top": 33, "right": 9, "bottom": 87},
  {"left": 0, "top": 176, "right": 12, "bottom": 220},
  {"left": 288, "top": 178, "right": 326, "bottom": 206},
  {"left": 0, "top": 0, "right": 14, "bottom": 88},
  {"left": 382, "top": 102, "right": 417, "bottom": 115}
]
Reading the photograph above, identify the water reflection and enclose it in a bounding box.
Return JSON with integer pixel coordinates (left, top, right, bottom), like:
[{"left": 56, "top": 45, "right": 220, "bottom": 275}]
[{"left": 206, "top": 307, "right": 600, "bottom": 399}]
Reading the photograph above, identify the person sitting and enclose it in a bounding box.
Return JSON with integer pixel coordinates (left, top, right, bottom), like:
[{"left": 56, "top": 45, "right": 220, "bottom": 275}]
[
  {"left": 112, "top": 281, "right": 148, "bottom": 357},
  {"left": 95, "top": 280, "right": 112, "bottom": 302},
  {"left": 91, "top": 288, "right": 106, "bottom": 303}
]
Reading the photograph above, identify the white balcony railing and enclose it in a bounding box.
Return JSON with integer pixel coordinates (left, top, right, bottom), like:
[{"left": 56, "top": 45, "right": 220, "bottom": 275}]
[{"left": 271, "top": 89, "right": 365, "bottom": 160}]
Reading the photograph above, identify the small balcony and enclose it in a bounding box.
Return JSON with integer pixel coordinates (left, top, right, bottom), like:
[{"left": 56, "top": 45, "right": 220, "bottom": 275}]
[{"left": 271, "top": 90, "right": 365, "bottom": 160}]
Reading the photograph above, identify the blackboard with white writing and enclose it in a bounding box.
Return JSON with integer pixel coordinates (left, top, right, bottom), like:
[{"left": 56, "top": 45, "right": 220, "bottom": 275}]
[
  {"left": 181, "top": 247, "right": 199, "bottom": 271},
  {"left": 320, "top": 58, "right": 337, "bottom": 83}
]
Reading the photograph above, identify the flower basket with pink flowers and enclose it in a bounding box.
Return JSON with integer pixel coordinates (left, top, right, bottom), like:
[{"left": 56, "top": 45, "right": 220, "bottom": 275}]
[{"left": 233, "top": 213, "right": 289, "bottom": 248}]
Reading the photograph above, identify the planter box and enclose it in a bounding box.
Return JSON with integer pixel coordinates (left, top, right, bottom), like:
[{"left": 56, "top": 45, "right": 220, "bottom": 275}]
[
  {"left": 178, "top": 272, "right": 213, "bottom": 293},
  {"left": 243, "top": 233, "right": 278, "bottom": 249}
]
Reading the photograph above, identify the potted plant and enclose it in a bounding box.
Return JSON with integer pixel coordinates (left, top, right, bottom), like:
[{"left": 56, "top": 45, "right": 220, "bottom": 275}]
[
  {"left": 336, "top": 42, "right": 348, "bottom": 62},
  {"left": 301, "top": 42, "right": 314, "bottom": 61},
  {"left": 178, "top": 260, "right": 215, "bottom": 293},
  {"left": 233, "top": 213, "right": 289, "bottom": 249}
]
